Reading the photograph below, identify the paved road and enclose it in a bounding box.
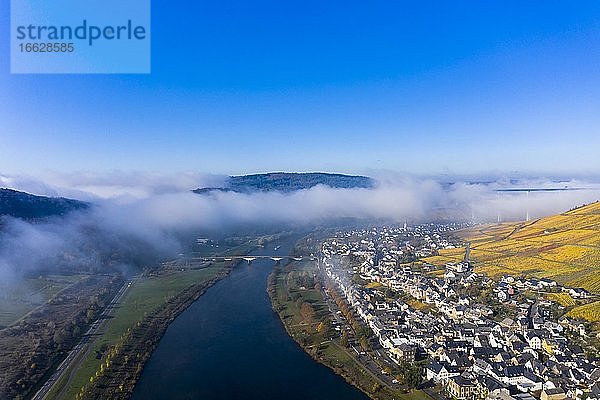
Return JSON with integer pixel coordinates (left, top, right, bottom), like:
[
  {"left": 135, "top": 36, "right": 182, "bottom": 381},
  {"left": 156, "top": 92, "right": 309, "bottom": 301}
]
[{"left": 32, "top": 279, "right": 134, "bottom": 400}]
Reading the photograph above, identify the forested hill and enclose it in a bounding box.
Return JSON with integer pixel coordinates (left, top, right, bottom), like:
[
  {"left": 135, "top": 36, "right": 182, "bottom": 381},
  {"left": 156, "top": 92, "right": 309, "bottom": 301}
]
[
  {"left": 193, "top": 172, "right": 374, "bottom": 194},
  {"left": 0, "top": 188, "right": 89, "bottom": 219}
]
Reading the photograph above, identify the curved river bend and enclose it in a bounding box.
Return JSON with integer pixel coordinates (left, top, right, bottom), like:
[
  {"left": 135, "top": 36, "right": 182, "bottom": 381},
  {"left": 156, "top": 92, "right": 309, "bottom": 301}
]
[{"left": 133, "top": 238, "right": 368, "bottom": 400}]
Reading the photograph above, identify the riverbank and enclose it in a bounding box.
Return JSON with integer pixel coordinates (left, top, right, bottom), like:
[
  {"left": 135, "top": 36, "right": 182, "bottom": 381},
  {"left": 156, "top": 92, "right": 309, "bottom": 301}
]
[
  {"left": 268, "top": 260, "right": 430, "bottom": 400},
  {"left": 133, "top": 234, "right": 368, "bottom": 400},
  {"left": 76, "top": 266, "right": 231, "bottom": 399},
  {"left": 45, "top": 237, "right": 267, "bottom": 400}
]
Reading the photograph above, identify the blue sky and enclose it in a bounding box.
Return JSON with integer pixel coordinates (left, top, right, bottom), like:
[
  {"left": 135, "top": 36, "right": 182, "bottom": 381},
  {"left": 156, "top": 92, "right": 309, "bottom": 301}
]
[{"left": 1, "top": 1, "right": 600, "bottom": 177}]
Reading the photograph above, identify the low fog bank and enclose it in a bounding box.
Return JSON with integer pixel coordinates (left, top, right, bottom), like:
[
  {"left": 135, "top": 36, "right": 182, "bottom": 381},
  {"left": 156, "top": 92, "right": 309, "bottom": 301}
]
[
  {"left": 0, "top": 210, "right": 181, "bottom": 284},
  {"left": 2, "top": 171, "right": 600, "bottom": 283},
  {"left": 0, "top": 171, "right": 228, "bottom": 201}
]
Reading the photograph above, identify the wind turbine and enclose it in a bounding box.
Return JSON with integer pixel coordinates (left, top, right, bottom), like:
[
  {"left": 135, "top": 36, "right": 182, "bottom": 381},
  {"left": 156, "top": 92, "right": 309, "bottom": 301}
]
[
  {"left": 496, "top": 192, "right": 501, "bottom": 223},
  {"left": 526, "top": 190, "right": 530, "bottom": 222}
]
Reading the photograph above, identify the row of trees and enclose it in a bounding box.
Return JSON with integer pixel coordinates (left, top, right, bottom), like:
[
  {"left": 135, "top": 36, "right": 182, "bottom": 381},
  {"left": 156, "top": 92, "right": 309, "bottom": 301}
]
[{"left": 324, "top": 280, "right": 373, "bottom": 351}]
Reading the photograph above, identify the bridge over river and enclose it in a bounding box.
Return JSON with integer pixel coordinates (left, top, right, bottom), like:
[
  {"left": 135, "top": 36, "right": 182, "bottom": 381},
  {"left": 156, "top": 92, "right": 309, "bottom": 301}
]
[{"left": 163, "top": 254, "right": 317, "bottom": 268}]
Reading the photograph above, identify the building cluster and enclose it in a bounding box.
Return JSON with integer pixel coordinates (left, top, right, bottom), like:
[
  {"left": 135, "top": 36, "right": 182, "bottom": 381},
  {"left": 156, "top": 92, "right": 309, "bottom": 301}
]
[{"left": 320, "top": 224, "right": 600, "bottom": 400}]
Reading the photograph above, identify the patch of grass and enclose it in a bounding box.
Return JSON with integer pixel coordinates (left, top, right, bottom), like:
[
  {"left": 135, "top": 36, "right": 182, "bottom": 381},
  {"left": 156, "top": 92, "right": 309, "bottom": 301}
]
[
  {"left": 0, "top": 302, "right": 33, "bottom": 328},
  {"left": 0, "top": 274, "right": 87, "bottom": 327},
  {"left": 366, "top": 282, "right": 384, "bottom": 289},
  {"left": 406, "top": 298, "right": 432, "bottom": 312}
]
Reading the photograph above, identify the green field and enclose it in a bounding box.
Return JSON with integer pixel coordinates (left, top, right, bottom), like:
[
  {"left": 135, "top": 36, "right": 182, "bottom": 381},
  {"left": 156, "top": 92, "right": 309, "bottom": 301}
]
[{"left": 0, "top": 274, "right": 87, "bottom": 328}]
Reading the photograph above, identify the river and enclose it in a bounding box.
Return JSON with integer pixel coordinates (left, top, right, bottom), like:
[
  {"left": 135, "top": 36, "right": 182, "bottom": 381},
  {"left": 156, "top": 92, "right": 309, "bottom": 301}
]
[{"left": 132, "top": 237, "right": 369, "bottom": 400}]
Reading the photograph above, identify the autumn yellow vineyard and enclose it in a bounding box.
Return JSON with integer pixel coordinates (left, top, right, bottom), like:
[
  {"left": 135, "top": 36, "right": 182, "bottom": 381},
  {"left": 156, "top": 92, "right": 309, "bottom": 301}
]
[
  {"left": 567, "top": 301, "right": 600, "bottom": 322},
  {"left": 425, "top": 202, "right": 600, "bottom": 294},
  {"left": 545, "top": 292, "right": 576, "bottom": 307}
]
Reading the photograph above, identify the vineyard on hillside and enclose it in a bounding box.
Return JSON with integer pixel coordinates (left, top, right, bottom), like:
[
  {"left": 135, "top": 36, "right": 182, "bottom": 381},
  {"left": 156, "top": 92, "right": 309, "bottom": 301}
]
[{"left": 425, "top": 202, "right": 600, "bottom": 294}]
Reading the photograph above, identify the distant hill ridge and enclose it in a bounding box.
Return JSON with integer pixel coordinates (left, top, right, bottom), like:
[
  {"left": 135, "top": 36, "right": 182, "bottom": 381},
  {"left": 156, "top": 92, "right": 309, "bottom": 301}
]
[
  {"left": 0, "top": 188, "right": 88, "bottom": 219},
  {"left": 193, "top": 172, "right": 374, "bottom": 194}
]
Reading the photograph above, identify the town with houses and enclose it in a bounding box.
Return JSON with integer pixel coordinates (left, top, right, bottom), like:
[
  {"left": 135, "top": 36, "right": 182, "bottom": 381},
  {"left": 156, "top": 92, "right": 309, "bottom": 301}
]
[{"left": 319, "top": 224, "right": 600, "bottom": 400}]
